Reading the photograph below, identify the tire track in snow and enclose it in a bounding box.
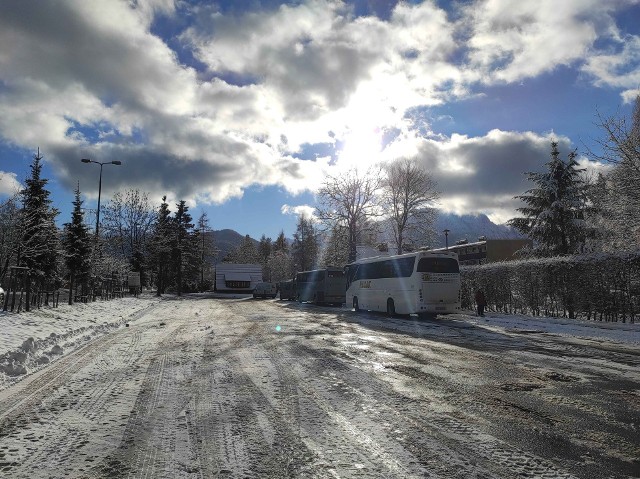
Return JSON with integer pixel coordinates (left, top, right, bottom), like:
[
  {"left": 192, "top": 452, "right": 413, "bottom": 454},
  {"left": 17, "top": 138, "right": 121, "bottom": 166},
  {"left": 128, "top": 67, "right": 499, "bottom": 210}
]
[
  {"left": 297, "top": 321, "right": 580, "bottom": 478},
  {"left": 245, "top": 301, "right": 582, "bottom": 478},
  {"left": 0, "top": 303, "right": 167, "bottom": 478},
  {"left": 231, "top": 301, "right": 434, "bottom": 478},
  {"left": 95, "top": 321, "right": 189, "bottom": 479}
]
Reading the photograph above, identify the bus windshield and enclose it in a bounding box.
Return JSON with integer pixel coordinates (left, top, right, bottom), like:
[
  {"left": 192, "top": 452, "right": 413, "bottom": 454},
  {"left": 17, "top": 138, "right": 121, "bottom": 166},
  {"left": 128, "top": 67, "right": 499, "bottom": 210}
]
[{"left": 417, "top": 257, "right": 459, "bottom": 274}]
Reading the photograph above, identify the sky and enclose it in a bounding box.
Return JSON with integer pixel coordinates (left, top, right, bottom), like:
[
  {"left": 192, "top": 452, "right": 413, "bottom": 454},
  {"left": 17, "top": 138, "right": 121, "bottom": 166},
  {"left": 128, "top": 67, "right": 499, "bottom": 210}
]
[{"left": 0, "top": 0, "right": 639, "bottom": 240}]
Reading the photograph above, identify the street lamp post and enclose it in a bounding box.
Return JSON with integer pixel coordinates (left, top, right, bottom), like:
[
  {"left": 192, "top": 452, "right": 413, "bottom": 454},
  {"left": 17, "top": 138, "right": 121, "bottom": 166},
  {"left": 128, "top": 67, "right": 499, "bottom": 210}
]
[
  {"left": 443, "top": 229, "right": 450, "bottom": 250},
  {"left": 81, "top": 159, "right": 121, "bottom": 238}
]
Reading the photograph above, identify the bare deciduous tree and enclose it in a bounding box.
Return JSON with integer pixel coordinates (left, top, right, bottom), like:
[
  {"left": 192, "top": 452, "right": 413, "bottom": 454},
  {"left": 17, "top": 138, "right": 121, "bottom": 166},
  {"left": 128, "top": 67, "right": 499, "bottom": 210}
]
[
  {"left": 591, "top": 95, "right": 640, "bottom": 167},
  {"left": 589, "top": 95, "right": 640, "bottom": 250},
  {"left": 381, "top": 158, "right": 440, "bottom": 255},
  {"left": 316, "top": 167, "right": 382, "bottom": 262},
  {"left": 101, "top": 189, "right": 155, "bottom": 281},
  {"left": 0, "top": 193, "right": 21, "bottom": 282}
]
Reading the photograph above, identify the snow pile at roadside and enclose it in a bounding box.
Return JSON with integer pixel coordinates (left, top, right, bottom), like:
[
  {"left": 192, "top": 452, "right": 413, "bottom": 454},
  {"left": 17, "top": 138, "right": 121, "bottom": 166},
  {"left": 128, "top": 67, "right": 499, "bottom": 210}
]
[
  {"left": 0, "top": 294, "right": 161, "bottom": 389},
  {"left": 463, "top": 312, "right": 640, "bottom": 345}
]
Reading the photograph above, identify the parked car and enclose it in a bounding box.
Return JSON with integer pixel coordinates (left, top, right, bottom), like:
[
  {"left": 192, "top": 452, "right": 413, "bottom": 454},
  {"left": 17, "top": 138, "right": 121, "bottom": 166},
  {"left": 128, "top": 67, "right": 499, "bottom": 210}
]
[{"left": 253, "top": 282, "right": 278, "bottom": 299}]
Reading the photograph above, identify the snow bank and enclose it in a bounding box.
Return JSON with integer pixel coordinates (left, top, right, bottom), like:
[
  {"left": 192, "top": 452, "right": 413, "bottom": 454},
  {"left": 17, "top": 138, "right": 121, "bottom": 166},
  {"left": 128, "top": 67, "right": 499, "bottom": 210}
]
[
  {"left": 461, "top": 311, "right": 640, "bottom": 345},
  {"left": 0, "top": 294, "right": 162, "bottom": 390}
]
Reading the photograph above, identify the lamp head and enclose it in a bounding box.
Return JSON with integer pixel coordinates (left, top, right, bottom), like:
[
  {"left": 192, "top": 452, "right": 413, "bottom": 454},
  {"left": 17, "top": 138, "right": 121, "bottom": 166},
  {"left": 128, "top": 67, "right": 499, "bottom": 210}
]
[
  {"left": 81, "top": 158, "right": 91, "bottom": 163},
  {"left": 111, "top": 161, "right": 122, "bottom": 165}
]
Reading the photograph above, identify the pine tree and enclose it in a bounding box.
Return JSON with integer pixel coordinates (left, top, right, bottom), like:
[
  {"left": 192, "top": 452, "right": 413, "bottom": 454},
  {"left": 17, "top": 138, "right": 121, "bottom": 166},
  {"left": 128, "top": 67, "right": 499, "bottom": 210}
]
[
  {"left": 267, "top": 250, "right": 294, "bottom": 282},
  {"left": 273, "top": 230, "right": 288, "bottom": 254},
  {"left": 321, "top": 224, "right": 349, "bottom": 267},
  {"left": 585, "top": 173, "right": 615, "bottom": 251},
  {"left": 225, "top": 235, "right": 261, "bottom": 264},
  {"left": 149, "top": 196, "right": 173, "bottom": 295},
  {"left": 258, "top": 235, "right": 272, "bottom": 263},
  {"left": 19, "top": 149, "right": 60, "bottom": 278},
  {"left": 268, "top": 230, "right": 293, "bottom": 281},
  {"left": 172, "top": 200, "right": 195, "bottom": 296},
  {"left": 63, "top": 184, "right": 91, "bottom": 304},
  {"left": 292, "top": 214, "right": 319, "bottom": 271},
  {"left": 508, "top": 141, "right": 592, "bottom": 255},
  {"left": 196, "top": 212, "right": 217, "bottom": 291}
]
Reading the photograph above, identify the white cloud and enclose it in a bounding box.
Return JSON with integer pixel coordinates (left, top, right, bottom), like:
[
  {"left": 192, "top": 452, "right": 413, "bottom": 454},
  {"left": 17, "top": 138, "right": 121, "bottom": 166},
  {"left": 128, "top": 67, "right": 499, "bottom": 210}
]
[
  {"left": 464, "top": 0, "right": 637, "bottom": 87},
  {"left": 281, "top": 204, "right": 317, "bottom": 220},
  {"left": 381, "top": 128, "right": 604, "bottom": 225},
  {"left": 0, "top": 0, "right": 635, "bottom": 217},
  {"left": 0, "top": 171, "right": 21, "bottom": 197},
  {"left": 582, "top": 34, "right": 640, "bottom": 102}
]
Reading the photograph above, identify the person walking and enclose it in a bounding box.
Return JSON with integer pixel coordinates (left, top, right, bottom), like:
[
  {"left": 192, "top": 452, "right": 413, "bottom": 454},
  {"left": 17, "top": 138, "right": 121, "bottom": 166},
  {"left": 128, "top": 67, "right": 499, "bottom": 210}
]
[{"left": 474, "top": 289, "right": 486, "bottom": 317}]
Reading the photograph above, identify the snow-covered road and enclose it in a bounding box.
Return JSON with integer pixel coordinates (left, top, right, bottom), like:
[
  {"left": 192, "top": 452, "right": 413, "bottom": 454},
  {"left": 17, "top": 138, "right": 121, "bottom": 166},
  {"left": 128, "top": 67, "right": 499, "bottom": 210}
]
[{"left": 0, "top": 295, "right": 638, "bottom": 478}]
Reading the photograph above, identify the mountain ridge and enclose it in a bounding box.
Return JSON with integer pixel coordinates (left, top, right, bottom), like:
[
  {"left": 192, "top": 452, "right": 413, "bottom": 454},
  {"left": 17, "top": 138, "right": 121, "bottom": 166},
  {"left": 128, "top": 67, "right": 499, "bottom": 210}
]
[
  {"left": 434, "top": 213, "right": 524, "bottom": 247},
  {"left": 210, "top": 212, "right": 523, "bottom": 261}
]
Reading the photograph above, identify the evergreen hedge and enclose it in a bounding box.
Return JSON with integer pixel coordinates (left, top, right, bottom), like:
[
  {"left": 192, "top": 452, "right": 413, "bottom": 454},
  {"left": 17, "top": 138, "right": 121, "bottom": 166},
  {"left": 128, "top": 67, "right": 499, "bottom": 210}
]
[{"left": 461, "top": 252, "right": 640, "bottom": 323}]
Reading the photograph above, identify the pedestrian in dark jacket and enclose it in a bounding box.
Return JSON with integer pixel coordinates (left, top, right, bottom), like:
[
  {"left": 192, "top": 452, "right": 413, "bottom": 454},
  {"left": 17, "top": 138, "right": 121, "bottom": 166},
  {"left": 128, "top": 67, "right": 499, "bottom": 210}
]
[{"left": 474, "top": 290, "right": 486, "bottom": 317}]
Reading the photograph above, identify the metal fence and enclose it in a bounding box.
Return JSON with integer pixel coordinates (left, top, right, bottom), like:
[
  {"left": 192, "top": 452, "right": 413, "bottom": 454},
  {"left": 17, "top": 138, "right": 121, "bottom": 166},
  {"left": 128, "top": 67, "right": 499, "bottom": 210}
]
[{"left": 2, "top": 268, "right": 131, "bottom": 313}]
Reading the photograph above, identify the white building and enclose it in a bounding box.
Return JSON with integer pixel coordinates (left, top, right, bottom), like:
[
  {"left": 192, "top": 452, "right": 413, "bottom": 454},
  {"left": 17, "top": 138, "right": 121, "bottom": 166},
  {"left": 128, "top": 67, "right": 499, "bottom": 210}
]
[{"left": 214, "top": 264, "right": 263, "bottom": 293}]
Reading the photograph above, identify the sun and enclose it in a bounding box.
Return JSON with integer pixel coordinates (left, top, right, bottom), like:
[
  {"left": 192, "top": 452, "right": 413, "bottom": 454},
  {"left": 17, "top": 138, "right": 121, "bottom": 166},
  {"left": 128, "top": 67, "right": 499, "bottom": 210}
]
[
  {"left": 338, "top": 125, "right": 383, "bottom": 170},
  {"left": 334, "top": 82, "right": 399, "bottom": 171}
]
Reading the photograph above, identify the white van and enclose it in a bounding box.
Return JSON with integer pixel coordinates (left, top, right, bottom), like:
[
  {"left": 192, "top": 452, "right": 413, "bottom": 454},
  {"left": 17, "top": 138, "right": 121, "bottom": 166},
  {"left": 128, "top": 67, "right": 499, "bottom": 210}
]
[{"left": 253, "top": 282, "right": 278, "bottom": 299}]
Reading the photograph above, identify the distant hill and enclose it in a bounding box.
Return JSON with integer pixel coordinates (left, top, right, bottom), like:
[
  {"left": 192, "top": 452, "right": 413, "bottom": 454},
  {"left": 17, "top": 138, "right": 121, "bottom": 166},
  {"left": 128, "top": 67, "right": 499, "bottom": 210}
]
[
  {"left": 210, "top": 229, "right": 258, "bottom": 264},
  {"left": 434, "top": 213, "right": 524, "bottom": 247},
  {"left": 209, "top": 213, "right": 523, "bottom": 261}
]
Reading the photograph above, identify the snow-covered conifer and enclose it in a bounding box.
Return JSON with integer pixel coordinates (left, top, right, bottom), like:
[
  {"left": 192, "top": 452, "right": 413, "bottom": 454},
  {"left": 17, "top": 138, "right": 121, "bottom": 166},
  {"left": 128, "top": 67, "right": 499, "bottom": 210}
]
[
  {"left": 149, "top": 196, "right": 174, "bottom": 295},
  {"left": 62, "top": 184, "right": 91, "bottom": 304},
  {"left": 292, "top": 214, "right": 319, "bottom": 271},
  {"left": 18, "top": 149, "right": 60, "bottom": 277},
  {"left": 508, "top": 141, "right": 593, "bottom": 255}
]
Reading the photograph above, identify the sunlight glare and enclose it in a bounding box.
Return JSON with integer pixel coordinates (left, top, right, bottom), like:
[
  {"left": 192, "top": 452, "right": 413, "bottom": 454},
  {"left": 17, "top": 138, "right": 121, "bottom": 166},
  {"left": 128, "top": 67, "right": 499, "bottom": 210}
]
[
  {"left": 335, "top": 87, "right": 391, "bottom": 171},
  {"left": 338, "top": 125, "right": 383, "bottom": 170}
]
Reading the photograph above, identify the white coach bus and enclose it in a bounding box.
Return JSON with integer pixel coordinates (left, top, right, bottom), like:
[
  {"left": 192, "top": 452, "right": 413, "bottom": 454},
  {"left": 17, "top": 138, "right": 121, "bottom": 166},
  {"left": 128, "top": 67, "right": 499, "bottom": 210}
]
[{"left": 344, "top": 250, "right": 461, "bottom": 317}]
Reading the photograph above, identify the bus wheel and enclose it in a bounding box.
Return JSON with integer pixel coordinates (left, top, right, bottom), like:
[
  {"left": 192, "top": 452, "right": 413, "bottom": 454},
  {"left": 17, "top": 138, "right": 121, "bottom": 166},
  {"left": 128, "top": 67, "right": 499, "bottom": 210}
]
[
  {"left": 353, "top": 297, "right": 360, "bottom": 312},
  {"left": 387, "top": 298, "right": 396, "bottom": 317}
]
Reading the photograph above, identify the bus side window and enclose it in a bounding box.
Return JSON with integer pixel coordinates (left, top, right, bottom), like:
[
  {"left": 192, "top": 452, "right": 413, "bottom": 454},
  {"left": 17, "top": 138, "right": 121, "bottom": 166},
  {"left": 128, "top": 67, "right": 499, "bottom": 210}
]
[
  {"left": 400, "top": 257, "right": 416, "bottom": 276},
  {"left": 345, "top": 266, "right": 356, "bottom": 288},
  {"left": 356, "top": 263, "right": 369, "bottom": 281}
]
